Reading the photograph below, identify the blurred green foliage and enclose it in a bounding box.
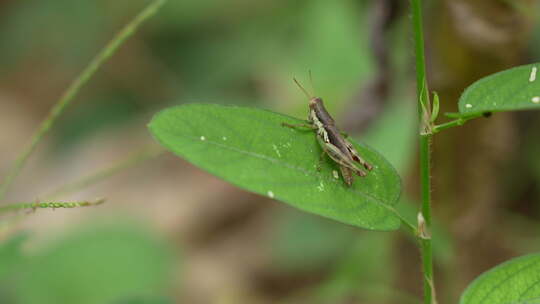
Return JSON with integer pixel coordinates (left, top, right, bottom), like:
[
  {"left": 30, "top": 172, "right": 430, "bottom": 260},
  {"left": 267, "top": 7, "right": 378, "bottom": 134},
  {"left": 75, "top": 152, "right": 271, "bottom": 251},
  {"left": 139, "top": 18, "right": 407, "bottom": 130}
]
[
  {"left": 0, "top": 218, "right": 177, "bottom": 304},
  {"left": 0, "top": 0, "right": 376, "bottom": 150},
  {"left": 270, "top": 210, "right": 357, "bottom": 272},
  {"left": 0, "top": 233, "right": 28, "bottom": 280}
]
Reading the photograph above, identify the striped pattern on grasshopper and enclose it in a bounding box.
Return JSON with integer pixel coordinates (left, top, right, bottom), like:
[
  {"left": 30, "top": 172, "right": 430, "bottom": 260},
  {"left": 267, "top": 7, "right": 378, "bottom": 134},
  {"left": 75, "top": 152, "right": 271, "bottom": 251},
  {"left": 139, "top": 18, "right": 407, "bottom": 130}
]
[{"left": 282, "top": 79, "right": 373, "bottom": 186}]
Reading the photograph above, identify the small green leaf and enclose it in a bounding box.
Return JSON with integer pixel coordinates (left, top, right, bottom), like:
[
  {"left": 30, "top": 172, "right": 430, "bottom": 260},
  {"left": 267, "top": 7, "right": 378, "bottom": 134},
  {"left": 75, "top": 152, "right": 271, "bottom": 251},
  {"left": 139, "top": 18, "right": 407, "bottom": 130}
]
[
  {"left": 431, "top": 91, "right": 440, "bottom": 123},
  {"left": 459, "top": 63, "right": 540, "bottom": 115},
  {"left": 149, "top": 104, "right": 402, "bottom": 231},
  {"left": 460, "top": 254, "right": 540, "bottom": 304}
]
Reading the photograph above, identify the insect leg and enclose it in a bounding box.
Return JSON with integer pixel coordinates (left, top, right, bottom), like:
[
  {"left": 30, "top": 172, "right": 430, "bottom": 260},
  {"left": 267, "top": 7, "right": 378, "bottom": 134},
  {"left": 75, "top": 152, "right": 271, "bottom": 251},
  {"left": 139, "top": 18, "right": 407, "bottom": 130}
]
[
  {"left": 315, "top": 137, "right": 355, "bottom": 185},
  {"left": 321, "top": 141, "right": 367, "bottom": 177},
  {"left": 281, "top": 122, "right": 317, "bottom": 130},
  {"left": 339, "top": 166, "right": 354, "bottom": 186},
  {"left": 344, "top": 140, "right": 373, "bottom": 171}
]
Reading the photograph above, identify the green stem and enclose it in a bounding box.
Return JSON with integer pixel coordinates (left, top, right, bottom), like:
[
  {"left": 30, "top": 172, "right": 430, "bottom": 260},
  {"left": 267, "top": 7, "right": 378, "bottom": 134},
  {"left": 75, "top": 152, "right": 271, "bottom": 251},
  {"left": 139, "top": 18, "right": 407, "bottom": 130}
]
[
  {"left": 0, "top": 198, "right": 105, "bottom": 215},
  {"left": 0, "top": 0, "right": 167, "bottom": 201},
  {"left": 419, "top": 135, "right": 434, "bottom": 303},
  {"left": 432, "top": 119, "right": 466, "bottom": 133},
  {"left": 432, "top": 113, "right": 484, "bottom": 133},
  {"left": 411, "top": 0, "right": 436, "bottom": 303},
  {"left": 392, "top": 208, "right": 418, "bottom": 237}
]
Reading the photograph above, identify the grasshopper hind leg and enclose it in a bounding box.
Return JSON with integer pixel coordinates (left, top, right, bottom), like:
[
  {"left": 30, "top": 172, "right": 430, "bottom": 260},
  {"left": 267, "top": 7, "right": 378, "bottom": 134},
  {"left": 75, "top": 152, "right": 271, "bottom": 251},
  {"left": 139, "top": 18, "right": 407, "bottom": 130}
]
[
  {"left": 281, "top": 122, "right": 317, "bottom": 130},
  {"left": 344, "top": 140, "right": 373, "bottom": 171},
  {"left": 339, "top": 166, "right": 354, "bottom": 187},
  {"left": 321, "top": 140, "right": 367, "bottom": 178}
]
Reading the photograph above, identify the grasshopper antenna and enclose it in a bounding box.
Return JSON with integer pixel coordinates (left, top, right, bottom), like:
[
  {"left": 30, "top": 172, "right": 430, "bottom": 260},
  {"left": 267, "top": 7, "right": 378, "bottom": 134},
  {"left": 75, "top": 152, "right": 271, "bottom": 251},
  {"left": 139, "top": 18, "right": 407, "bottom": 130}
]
[
  {"left": 293, "top": 77, "right": 313, "bottom": 100},
  {"left": 308, "top": 69, "right": 317, "bottom": 97}
]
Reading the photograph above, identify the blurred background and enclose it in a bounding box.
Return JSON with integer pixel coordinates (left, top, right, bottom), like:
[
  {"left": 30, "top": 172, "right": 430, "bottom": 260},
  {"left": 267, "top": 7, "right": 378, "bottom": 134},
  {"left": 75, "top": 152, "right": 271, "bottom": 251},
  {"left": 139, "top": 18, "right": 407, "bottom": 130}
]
[{"left": 0, "top": 0, "right": 539, "bottom": 303}]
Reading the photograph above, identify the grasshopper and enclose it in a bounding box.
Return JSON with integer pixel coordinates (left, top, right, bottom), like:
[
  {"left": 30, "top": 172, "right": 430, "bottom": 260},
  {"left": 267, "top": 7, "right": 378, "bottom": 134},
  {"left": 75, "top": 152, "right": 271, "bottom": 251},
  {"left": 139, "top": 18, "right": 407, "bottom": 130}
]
[{"left": 282, "top": 78, "right": 373, "bottom": 186}]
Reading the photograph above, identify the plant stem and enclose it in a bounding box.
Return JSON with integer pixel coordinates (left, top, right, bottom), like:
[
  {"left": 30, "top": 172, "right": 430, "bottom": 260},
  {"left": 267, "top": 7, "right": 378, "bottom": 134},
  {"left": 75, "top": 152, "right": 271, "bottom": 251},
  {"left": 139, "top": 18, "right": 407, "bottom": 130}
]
[
  {"left": 432, "top": 119, "right": 466, "bottom": 133},
  {"left": 419, "top": 135, "right": 434, "bottom": 303},
  {"left": 394, "top": 208, "right": 418, "bottom": 237},
  {"left": 0, "top": 198, "right": 105, "bottom": 215},
  {"left": 411, "top": 0, "right": 436, "bottom": 303},
  {"left": 0, "top": 0, "right": 167, "bottom": 201},
  {"left": 432, "top": 113, "right": 484, "bottom": 133}
]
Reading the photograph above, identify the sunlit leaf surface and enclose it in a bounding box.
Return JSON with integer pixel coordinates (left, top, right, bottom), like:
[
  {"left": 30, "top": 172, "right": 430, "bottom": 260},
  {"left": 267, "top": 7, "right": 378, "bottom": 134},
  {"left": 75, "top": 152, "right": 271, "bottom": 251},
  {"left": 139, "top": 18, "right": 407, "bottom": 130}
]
[{"left": 149, "top": 104, "right": 402, "bottom": 231}]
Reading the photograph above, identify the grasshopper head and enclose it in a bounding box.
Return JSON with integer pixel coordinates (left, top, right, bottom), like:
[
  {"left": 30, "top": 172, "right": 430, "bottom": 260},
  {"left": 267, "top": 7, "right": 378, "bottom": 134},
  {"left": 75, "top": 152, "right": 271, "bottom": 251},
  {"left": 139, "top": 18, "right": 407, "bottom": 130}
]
[{"left": 308, "top": 97, "right": 323, "bottom": 108}]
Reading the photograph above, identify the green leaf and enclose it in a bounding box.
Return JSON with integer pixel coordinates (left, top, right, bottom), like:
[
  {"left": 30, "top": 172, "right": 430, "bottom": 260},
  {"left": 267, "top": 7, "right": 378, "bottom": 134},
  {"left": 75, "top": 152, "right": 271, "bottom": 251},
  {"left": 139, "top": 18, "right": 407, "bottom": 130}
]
[
  {"left": 460, "top": 254, "right": 540, "bottom": 304},
  {"left": 431, "top": 91, "right": 440, "bottom": 123},
  {"left": 459, "top": 63, "right": 540, "bottom": 115},
  {"left": 148, "top": 104, "right": 402, "bottom": 231}
]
